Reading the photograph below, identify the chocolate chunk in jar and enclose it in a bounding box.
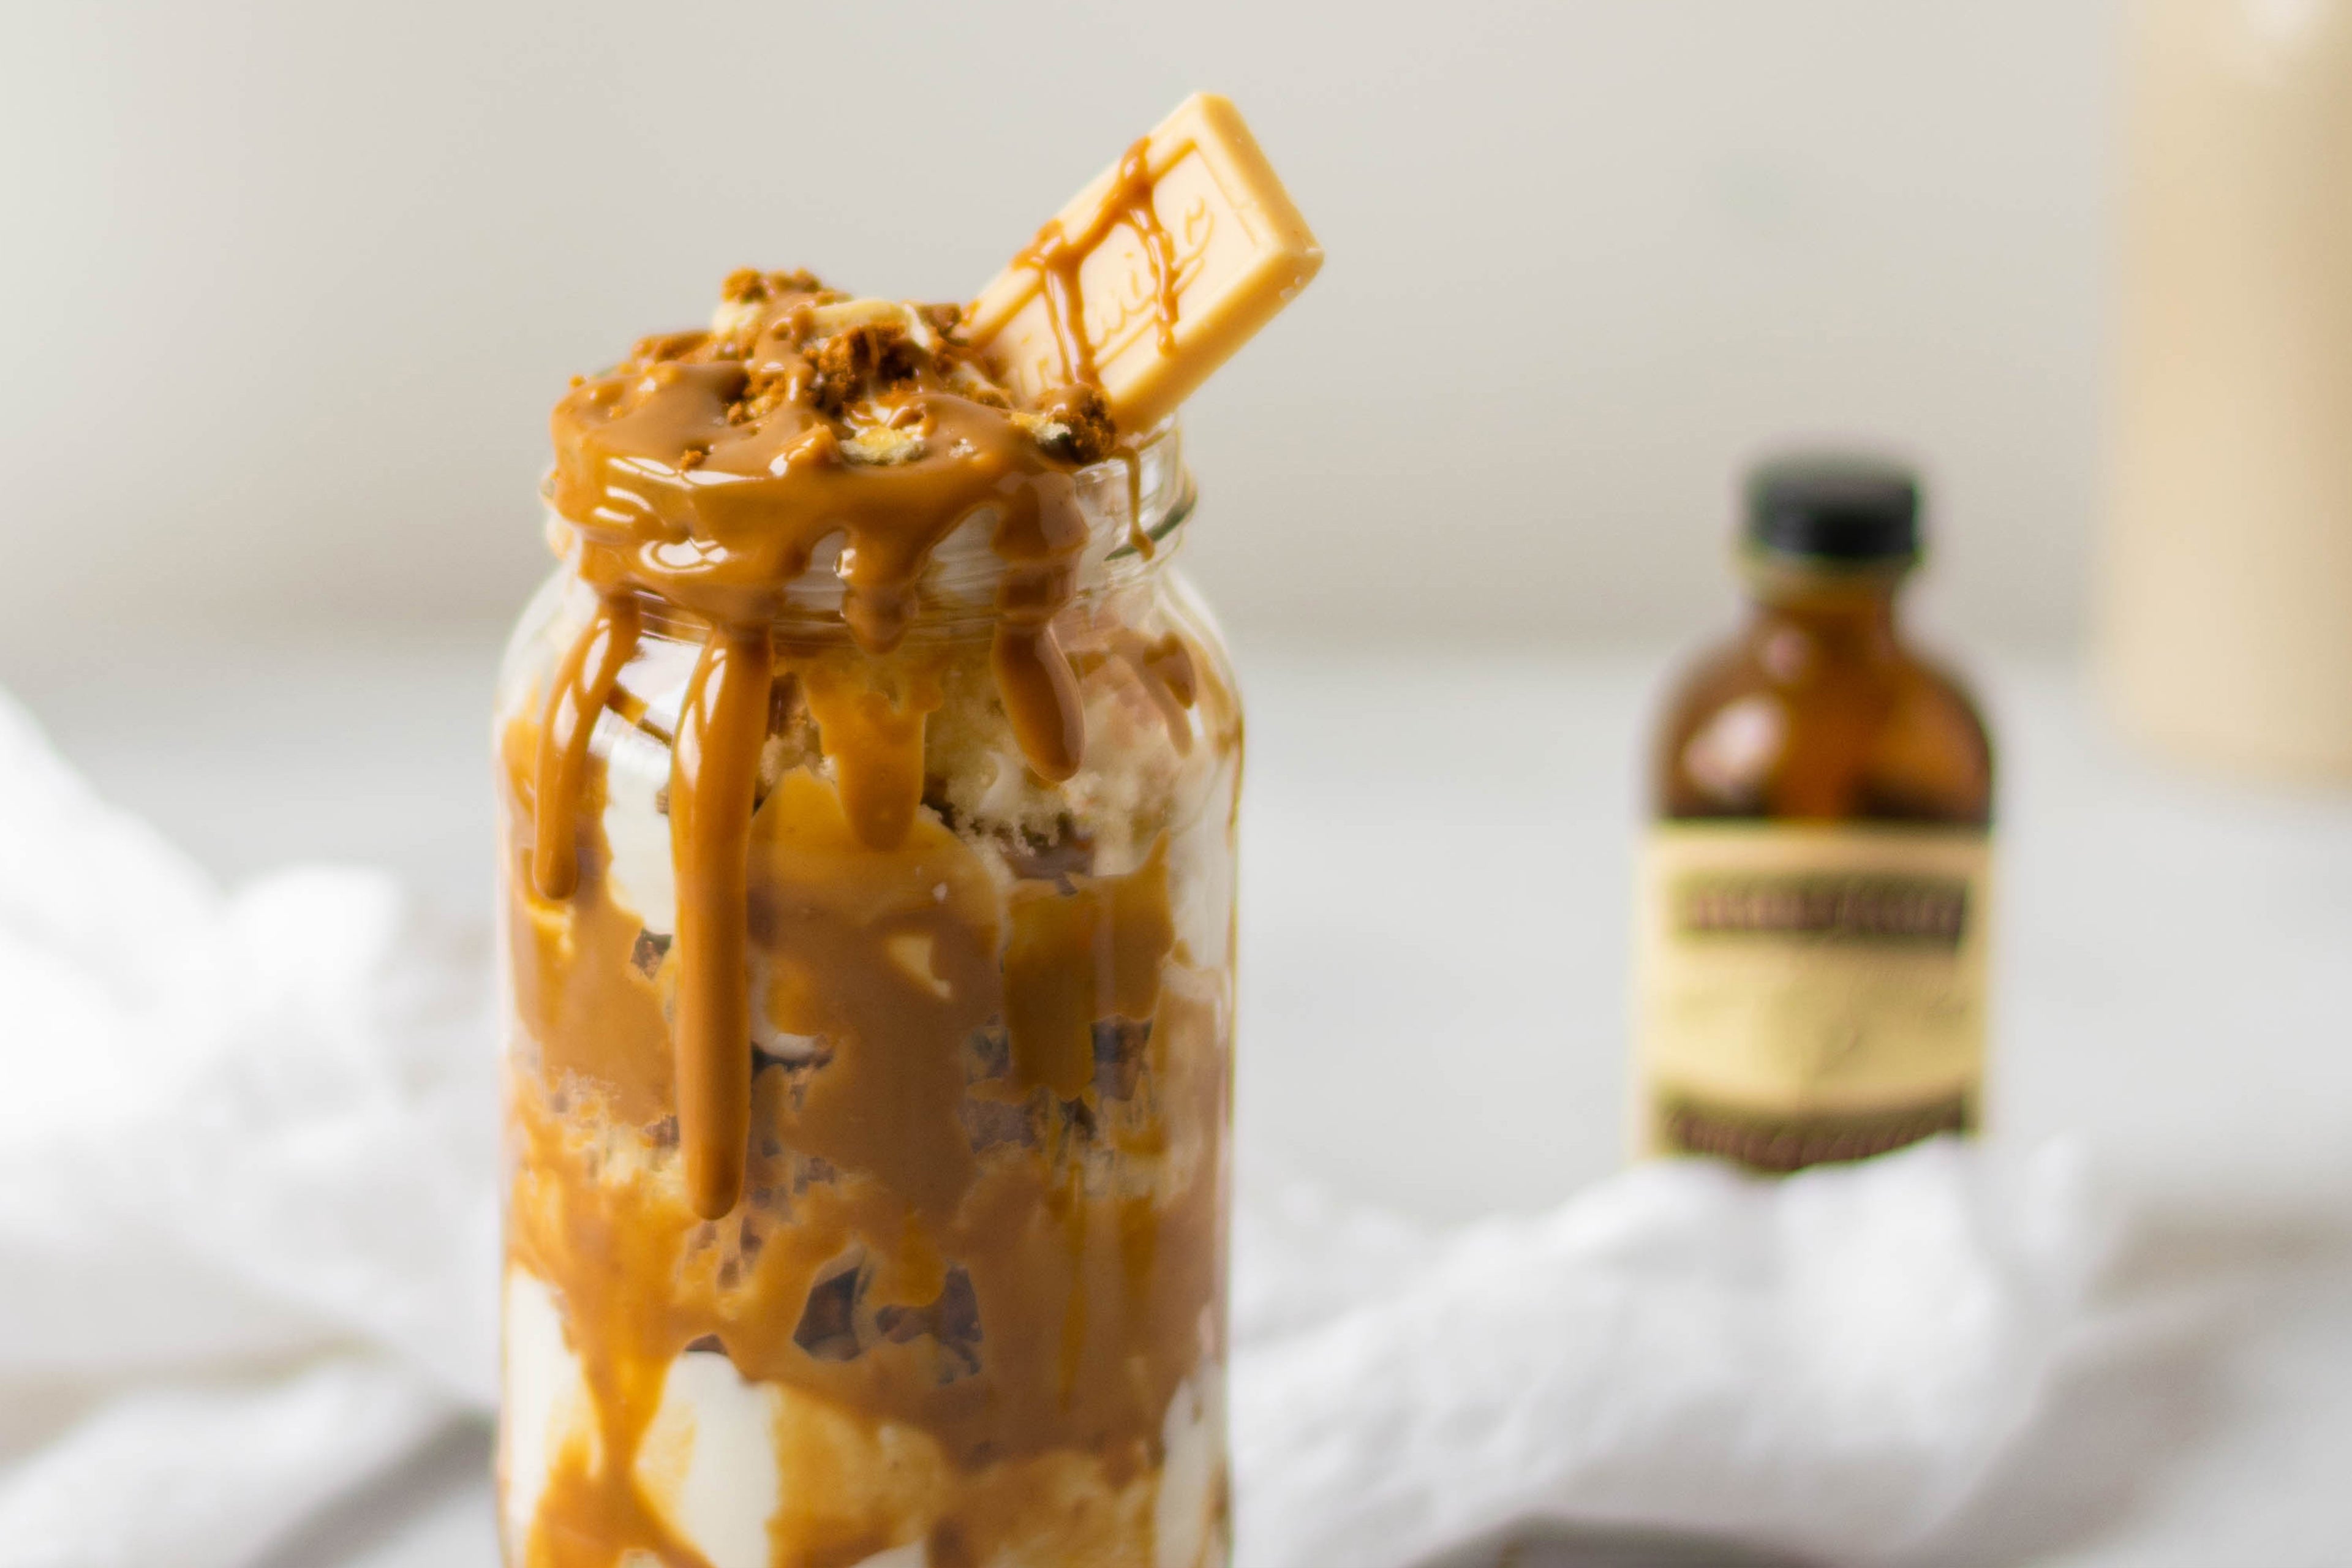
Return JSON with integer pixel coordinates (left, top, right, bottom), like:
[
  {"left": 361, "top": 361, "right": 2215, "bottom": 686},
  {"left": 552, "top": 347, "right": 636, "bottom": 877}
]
[
  {"left": 875, "top": 1265, "right": 984, "bottom": 1382},
  {"left": 793, "top": 1252, "right": 869, "bottom": 1362},
  {"left": 1091, "top": 1017, "right": 1153, "bottom": 1095}
]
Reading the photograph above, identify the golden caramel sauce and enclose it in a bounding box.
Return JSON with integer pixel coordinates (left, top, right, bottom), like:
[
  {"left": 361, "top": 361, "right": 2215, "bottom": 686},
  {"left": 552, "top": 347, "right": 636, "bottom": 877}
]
[
  {"left": 540, "top": 272, "right": 1150, "bottom": 1221},
  {"left": 1013, "top": 138, "right": 1183, "bottom": 391},
  {"left": 668, "top": 626, "right": 775, "bottom": 1220},
  {"left": 510, "top": 209, "right": 1224, "bottom": 1560},
  {"left": 499, "top": 636, "right": 1235, "bottom": 1563},
  {"left": 797, "top": 661, "right": 941, "bottom": 851},
  {"left": 532, "top": 596, "right": 642, "bottom": 900}
]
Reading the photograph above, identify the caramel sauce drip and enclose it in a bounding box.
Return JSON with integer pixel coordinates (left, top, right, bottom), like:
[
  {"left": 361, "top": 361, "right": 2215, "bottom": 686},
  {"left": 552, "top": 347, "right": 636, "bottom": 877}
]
[
  {"left": 798, "top": 662, "right": 940, "bottom": 849},
  {"left": 1120, "top": 449, "right": 1156, "bottom": 560},
  {"left": 532, "top": 596, "right": 643, "bottom": 900},
  {"left": 1014, "top": 137, "right": 1183, "bottom": 390},
  {"left": 502, "top": 715, "right": 676, "bottom": 1124},
  {"left": 668, "top": 626, "right": 775, "bottom": 1219},
  {"left": 1076, "top": 630, "right": 1199, "bottom": 758}
]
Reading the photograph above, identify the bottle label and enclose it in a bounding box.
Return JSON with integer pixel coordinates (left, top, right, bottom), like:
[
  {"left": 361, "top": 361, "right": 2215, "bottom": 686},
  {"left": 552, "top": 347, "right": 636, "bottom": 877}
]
[{"left": 1634, "top": 823, "right": 1992, "bottom": 1168}]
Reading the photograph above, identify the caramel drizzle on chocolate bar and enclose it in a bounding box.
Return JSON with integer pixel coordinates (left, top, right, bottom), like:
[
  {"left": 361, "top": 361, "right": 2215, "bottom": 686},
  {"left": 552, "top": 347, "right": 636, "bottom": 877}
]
[
  {"left": 531, "top": 271, "right": 1145, "bottom": 1218},
  {"left": 1016, "top": 137, "right": 1183, "bottom": 388}
]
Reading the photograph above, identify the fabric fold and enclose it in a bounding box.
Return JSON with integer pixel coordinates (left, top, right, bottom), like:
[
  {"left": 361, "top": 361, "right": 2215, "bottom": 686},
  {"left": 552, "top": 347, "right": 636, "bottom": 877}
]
[
  {"left": 0, "top": 1357, "right": 452, "bottom": 1568},
  {"left": 1230, "top": 1139, "right": 2113, "bottom": 1568},
  {"left": 0, "top": 690, "right": 499, "bottom": 1568}
]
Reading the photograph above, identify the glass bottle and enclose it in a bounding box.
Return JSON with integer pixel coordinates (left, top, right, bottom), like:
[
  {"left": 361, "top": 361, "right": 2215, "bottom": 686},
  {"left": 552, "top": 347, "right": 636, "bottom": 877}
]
[{"left": 1635, "top": 456, "right": 1994, "bottom": 1172}]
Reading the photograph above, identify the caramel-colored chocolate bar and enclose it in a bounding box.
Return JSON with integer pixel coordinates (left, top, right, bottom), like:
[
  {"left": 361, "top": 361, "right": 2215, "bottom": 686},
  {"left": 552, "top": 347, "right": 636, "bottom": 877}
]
[{"left": 967, "top": 92, "right": 1322, "bottom": 434}]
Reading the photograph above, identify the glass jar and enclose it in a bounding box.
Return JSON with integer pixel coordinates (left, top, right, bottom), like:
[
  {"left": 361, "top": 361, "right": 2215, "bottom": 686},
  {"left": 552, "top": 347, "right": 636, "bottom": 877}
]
[{"left": 492, "top": 419, "right": 1241, "bottom": 1568}]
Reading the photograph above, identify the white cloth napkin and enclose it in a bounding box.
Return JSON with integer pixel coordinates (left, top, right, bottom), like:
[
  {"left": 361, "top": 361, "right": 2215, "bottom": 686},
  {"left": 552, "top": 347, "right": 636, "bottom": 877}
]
[
  {"left": 0, "top": 690, "right": 498, "bottom": 1568},
  {"left": 1231, "top": 1140, "right": 2108, "bottom": 1568},
  {"left": 0, "top": 687, "right": 2115, "bottom": 1568}
]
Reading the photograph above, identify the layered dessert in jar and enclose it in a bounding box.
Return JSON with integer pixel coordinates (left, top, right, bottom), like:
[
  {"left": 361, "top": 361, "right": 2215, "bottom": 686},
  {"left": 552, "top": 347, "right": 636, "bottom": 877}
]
[{"left": 494, "top": 96, "right": 1318, "bottom": 1568}]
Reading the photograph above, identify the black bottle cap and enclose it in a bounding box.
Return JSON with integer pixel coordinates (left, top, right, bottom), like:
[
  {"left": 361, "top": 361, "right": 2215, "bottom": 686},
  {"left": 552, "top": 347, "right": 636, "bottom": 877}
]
[{"left": 1743, "top": 454, "right": 1920, "bottom": 565}]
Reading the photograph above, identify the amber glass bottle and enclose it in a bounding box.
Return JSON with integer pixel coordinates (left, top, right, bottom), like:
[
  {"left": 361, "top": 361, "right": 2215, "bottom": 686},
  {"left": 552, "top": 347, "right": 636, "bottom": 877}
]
[{"left": 1635, "top": 456, "right": 1994, "bottom": 1172}]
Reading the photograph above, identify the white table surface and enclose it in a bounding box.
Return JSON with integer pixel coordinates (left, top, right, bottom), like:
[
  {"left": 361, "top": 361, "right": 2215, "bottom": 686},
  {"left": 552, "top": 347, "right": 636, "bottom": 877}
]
[{"left": 10, "top": 635, "right": 2351, "bottom": 1568}]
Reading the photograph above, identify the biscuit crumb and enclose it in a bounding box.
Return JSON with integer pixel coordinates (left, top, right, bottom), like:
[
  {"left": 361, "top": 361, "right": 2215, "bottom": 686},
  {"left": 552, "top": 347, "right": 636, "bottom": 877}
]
[
  {"left": 1023, "top": 385, "right": 1117, "bottom": 464},
  {"left": 725, "top": 267, "right": 822, "bottom": 303},
  {"left": 631, "top": 330, "right": 709, "bottom": 364},
  {"left": 810, "top": 325, "right": 923, "bottom": 417},
  {"left": 570, "top": 268, "right": 1113, "bottom": 480},
  {"left": 729, "top": 361, "right": 810, "bottom": 427}
]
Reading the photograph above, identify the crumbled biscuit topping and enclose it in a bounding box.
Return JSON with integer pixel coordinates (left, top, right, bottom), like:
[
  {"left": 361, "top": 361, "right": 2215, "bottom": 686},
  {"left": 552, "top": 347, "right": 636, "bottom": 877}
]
[
  {"left": 575, "top": 269, "right": 1112, "bottom": 472},
  {"left": 1019, "top": 385, "right": 1118, "bottom": 466}
]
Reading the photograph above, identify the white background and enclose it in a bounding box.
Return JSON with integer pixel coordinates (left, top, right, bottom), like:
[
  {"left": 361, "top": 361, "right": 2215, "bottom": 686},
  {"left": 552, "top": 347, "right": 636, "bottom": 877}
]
[{"left": 0, "top": 0, "right": 2112, "bottom": 666}]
